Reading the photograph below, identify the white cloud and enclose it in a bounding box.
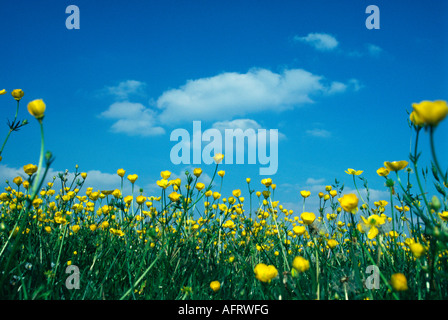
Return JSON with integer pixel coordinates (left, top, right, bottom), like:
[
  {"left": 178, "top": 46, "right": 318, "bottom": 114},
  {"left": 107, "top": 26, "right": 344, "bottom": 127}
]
[
  {"left": 306, "top": 177, "right": 326, "bottom": 185},
  {"left": 294, "top": 33, "right": 339, "bottom": 51},
  {"left": 366, "top": 43, "right": 383, "bottom": 57},
  {"left": 306, "top": 128, "right": 332, "bottom": 138},
  {"left": 100, "top": 101, "right": 165, "bottom": 136},
  {"left": 99, "top": 68, "right": 359, "bottom": 137},
  {"left": 156, "top": 68, "right": 351, "bottom": 124},
  {"left": 212, "top": 119, "right": 262, "bottom": 132},
  {"left": 102, "top": 80, "right": 147, "bottom": 101}
]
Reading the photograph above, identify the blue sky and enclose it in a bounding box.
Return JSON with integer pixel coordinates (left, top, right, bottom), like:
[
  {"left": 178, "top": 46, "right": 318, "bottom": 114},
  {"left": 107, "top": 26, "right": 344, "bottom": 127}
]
[{"left": 1, "top": 0, "right": 447, "bottom": 214}]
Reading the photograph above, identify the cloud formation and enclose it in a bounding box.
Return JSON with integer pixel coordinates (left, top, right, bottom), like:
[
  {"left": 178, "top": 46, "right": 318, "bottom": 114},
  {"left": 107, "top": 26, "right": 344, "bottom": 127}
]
[
  {"left": 100, "top": 101, "right": 165, "bottom": 136},
  {"left": 102, "top": 80, "right": 147, "bottom": 101},
  {"left": 294, "top": 33, "right": 339, "bottom": 51},
  {"left": 99, "top": 68, "right": 358, "bottom": 137}
]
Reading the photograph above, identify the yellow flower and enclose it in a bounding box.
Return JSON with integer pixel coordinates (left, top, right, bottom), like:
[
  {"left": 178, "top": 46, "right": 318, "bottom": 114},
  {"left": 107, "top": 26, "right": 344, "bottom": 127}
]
[
  {"left": 300, "top": 190, "right": 311, "bottom": 198},
  {"left": 327, "top": 239, "right": 339, "bottom": 249},
  {"left": 376, "top": 167, "right": 390, "bottom": 177},
  {"left": 360, "top": 214, "right": 386, "bottom": 239},
  {"left": 412, "top": 100, "right": 448, "bottom": 127},
  {"left": 44, "top": 226, "right": 52, "bottom": 233},
  {"left": 222, "top": 220, "right": 235, "bottom": 229},
  {"left": 27, "top": 99, "right": 46, "bottom": 120},
  {"left": 213, "top": 153, "right": 224, "bottom": 164},
  {"left": 0, "top": 89, "right": 6, "bottom": 95},
  {"left": 232, "top": 189, "right": 241, "bottom": 198},
  {"left": 345, "top": 168, "right": 363, "bottom": 175},
  {"left": 217, "top": 170, "right": 225, "bottom": 177},
  {"left": 384, "top": 161, "right": 408, "bottom": 172},
  {"left": 89, "top": 224, "right": 97, "bottom": 231},
  {"left": 23, "top": 163, "right": 37, "bottom": 176},
  {"left": 210, "top": 281, "right": 221, "bottom": 292},
  {"left": 390, "top": 273, "right": 408, "bottom": 291},
  {"left": 157, "top": 179, "right": 169, "bottom": 189},
  {"left": 168, "top": 192, "right": 181, "bottom": 202},
  {"left": 11, "top": 89, "right": 24, "bottom": 101},
  {"left": 300, "top": 212, "right": 316, "bottom": 225},
  {"left": 195, "top": 182, "right": 205, "bottom": 191},
  {"left": 338, "top": 193, "right": 359, "bottom": 213},
  {"left": 123, "top": 195, "right": 133, "bottom": 204},
  {"left": 136, "top": 195, "right": 146, "bottom": 205},
  {"left": 438, "top": 211, "right": 448, "bottom": 222},
  {"left": 409, "top": 110, "right": 425, "bottom": 127},
  {"left": 254, "top": 263, "right": 278, "bottom": 283},
  {"left": 293, "top": 225, "right": 306, "bottom": 236},
  {"left": 193, "top": 168, "right": 202, "bottom": 178},
  {"left": 160, "top": 170, "right": 171, "bottom": 180},
  {"left": 410, "top": 243, "right": 425, "bottom": 258},
  {"left": 13, "top": 176, "right": 23, "bottom": 187},
  {"left": 112, "top": 189, "right": 121, "bottom": 199},
  {"left": 329, "top": 190, "right": 338, "bottom": 197},
  {"left": 261, "top": 178, "right": 272, "bottom": 187},
  {"left": 71, "top": 225, "right": 81, "bottom": 233},
  {"left": 117, "top": 168, "right": 126, "bottom": 177},
  {"left": 80, "top": 172, "right": 87, "bottom": 179},
  {"left": 127, "top": 174, "right": 138, "bottom": 184},
  {"left": 292, "top": 256, "right": 310, "bottom": 273}
]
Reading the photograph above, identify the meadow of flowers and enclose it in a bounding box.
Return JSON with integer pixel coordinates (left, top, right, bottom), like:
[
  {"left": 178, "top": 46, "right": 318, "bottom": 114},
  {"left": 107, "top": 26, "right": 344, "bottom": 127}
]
[{"left": 0, "top": 89, "right": 447, "bottom": 300}]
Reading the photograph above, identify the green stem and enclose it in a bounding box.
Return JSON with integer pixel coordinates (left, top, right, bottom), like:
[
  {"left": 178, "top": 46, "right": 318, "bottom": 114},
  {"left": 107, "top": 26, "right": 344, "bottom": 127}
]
[
  {"left": 30, "top": 120, "right": 45, "bottom": 199},
  {"left": 429, "top": 126, "right": 447, "bottom": 184}
]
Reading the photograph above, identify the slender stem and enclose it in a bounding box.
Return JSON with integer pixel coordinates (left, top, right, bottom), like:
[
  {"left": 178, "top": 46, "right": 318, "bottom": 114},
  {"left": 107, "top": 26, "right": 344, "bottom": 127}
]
[
  {"left": 30, "top": 120, "right": 45, "bottom": 199},
  {"left": 429, "top": 126, "right": 447, "bottom": 184}
]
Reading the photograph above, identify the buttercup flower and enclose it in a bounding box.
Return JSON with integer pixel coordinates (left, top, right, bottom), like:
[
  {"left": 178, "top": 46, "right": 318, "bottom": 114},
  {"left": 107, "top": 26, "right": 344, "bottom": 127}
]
[
  {"left": 384, "top": 161, "right": 408, "bottom": 172},
  {"left": 261, "top": 178, "right": 272, "bottom": 187},
  {"left": 327, "top": 239, "right": 339, "bottom": 249},
  {"left": 390, "top": 273, "right": 408, "bottom": 291},
  {"left": 136, "top": 195, "right": 146, "bottom": 205},
  {"left": 345, "top": 168, "right": 363, "bottom": 175},
  {"left": 254, "top": 263, "right": 278, "bottom": 283},
  {"left": 0, "top": 89, "right": 6, "bottom": 95},
  {"left": 27, "top": 99, "right": 46, "bottom": 120},
  {"left": 338, "top": 194, "right": 359, "bottom": 213},
  {"left": 23, "top": 164, "right": 38, "bottom": 176},
  {"left": 439, "top": 211, "right": 448, "bottom": 222},
  {"left": 409, "top": 110, "right": 425, "bottom": 127},
  {"left": 213, "top": 153, "right": 224, "bottom": 164},
  {"left": 210, "top": 281, "right": 221, "bottom": 292},
  {"left": 292, "top": 256, "right": 310, "bottom": 273},
  {"left": 195, "top": 182, "right": 205, "bottom": 191},
  {"left": 157, "top": 179, "right": 169, "bottom": 189},
  {"left": 232, "top": 189, "right": 241, "bottom": 198},
  {"left": 117, "top": 169, "right": 126, "bottom": 177},
  {"left": 376, "top": 167, "right": 390, "bottom": 177},
  {"left": 410, "top": 243, "right": 425, "bottom": 258},
  {"left": 13, "top": 176, "right": 23, "bottom": 187},
  {"left": 193, "top": 168, "right": 202, "bottom": 178},
  {"left": 300, "top": 190, "right": 311, "bottom": 198},
  {"left": 168, "top": 192, "right": 181, "bottom": 202},
  {"left": 127, "top": 174, "right": 138, "bottom": 184},
  {"left": 160, "top": 170, "right": 171, "bottom": 180},
  {"left": 300, "top": 212, "right": 316, "bottom": 225},
  {"left": 293, "top": 225, "right": 306, "bottom": 235},
  {"left": 11, "top": 89, "right": 24, "bottom": 101},
  {"left": 360, "top": 214, "right": 386, "bottom": 239},
  {"left": 412, "top": 100, "right": 448, "bottom": 127}
]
